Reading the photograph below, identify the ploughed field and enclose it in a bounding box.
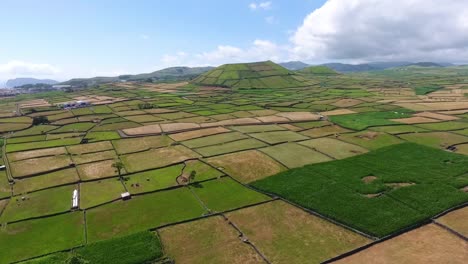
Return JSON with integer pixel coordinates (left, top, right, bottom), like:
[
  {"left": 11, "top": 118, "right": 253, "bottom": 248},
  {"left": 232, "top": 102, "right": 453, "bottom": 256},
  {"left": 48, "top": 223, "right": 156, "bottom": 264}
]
[{"left": 0, "top": 62, "right": 467, "bottom": 263}]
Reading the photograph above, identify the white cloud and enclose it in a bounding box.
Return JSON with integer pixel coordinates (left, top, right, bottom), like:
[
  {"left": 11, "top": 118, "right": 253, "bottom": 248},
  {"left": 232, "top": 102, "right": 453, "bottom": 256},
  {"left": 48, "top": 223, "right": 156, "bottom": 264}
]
[
  {"left": 291, "top": 0, "right": 468, "bottom": 62},
  {"left": 249, "top": 1, "right": 272, "bottom": 11},
  {"left": 0, "top": 60, "right": 61, "bottom": 79},
  {"left": 159, "top": 40, "right": 288, "bottom": 68}
]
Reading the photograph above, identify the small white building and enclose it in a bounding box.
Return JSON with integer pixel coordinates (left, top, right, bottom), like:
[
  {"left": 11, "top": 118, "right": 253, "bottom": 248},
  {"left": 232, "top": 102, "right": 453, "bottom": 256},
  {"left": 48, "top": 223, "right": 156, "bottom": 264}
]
[
  {"left": 71, "top": 189, "right": 79, "bottom": 209},
  {"left": 121, "top": 192, "right": 131, "bottom": 200},
  {"left": 0, "top": 165, "right": 6, "bottom": 170}
]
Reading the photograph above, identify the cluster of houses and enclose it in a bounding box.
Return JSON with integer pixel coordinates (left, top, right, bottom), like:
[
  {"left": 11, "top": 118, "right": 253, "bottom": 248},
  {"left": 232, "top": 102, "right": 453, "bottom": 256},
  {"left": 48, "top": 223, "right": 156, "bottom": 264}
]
[{"left": 59, "top": 100, "right": 91, "bottom": 109}]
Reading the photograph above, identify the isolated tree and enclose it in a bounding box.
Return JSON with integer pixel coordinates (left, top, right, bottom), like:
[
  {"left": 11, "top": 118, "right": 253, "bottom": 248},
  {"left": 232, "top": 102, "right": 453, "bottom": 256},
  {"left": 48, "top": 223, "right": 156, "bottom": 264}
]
[
  {"left": 32, "top": 116, "right": 49, "bottom": 126},
  {"left": 112, "top": 161, "right": 124, "bottom": 180},
  {"left": 189, "top": 170, "right": 196, "bottom": 184}
]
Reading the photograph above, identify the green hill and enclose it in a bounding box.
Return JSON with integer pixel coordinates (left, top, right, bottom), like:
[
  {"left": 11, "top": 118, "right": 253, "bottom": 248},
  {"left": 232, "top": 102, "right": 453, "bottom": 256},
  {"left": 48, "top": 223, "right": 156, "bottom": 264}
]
[
  {"left": 191, "top": 61, "right": 314, "bottom": 89},
  {"left": 299, "top": 66, "right": 338, "bottom": 75}
]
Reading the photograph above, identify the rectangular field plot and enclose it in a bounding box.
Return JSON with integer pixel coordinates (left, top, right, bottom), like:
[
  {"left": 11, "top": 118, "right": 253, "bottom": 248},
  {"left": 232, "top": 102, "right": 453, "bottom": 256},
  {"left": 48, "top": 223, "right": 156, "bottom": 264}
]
[
  {"left": 338, "top": 131, "right": 403, "bottom": 150},
  {"left": 168, "top": 127, "right": 230, "bottom": 141},
  {"left": 10, "top": 155, "right": 72, "bottom": 178},
  {"left": 77, "top": 159, "right": 124, "bottom": 180},
  {"left": 370, "top": 124, "right": 429, "bottom": 134},
  {"left": 67, "top": 141, "right": 114, "bottom": 154},
  {"left": 399, "top": 132, "right": 468, "bottom": 149},
  {"left": 13, "top": 168, "right": 80, "bottom": 194},
  {"left": 7, "top": 146, "right": 67, "bottom": 162},
  {"left": 205, "top": 150, "right": 286, "bottom": 183},
  {"left": 71, "top": 149, "right": 118, "bottom": 164},
  {"left": 335, "top": 224, "right": 467, "bottom": 264},
  {"left": 182, "top": 132, "right": 247, "bottom": 148},
  {"left": 86, "top": 187, "right": 206, "bottom": 242},
  {"left": 260, "top": 143, "right": 332, "bottom": 168},
  {"left": 414, "top": 121, "right": 468, "bottom": 131},
  {"left": 6, "top": 138, "right": 82, "bottom": 153},
  {"left": 159, "top": 216, "right": 264, "bottom": 264},
  {"left": 435, "top": 206, "right": 468, "bottom": 237},
  {"left": 249, "top": 131, "right": 309, "bottom": 144},
  {"left": 300, "top": 125, "right": 351, "bottom": 138},
  {"left": 0, "top": 212, "right": 84, "bottom": 264},
  {"left": 113, "top": 135, "right": 173, "bottom": 154},
  {"left": 80, "top": 178, "right": 126, "bottom": 209},
  {"left": 124, "top": 164, "right": 183, "bottom": 194},
  {"left": 329, "top": 111, "right": 412, "bottom": 130},
  {"left": 0, "top": 184, "right": 77, "bottom": 223},
  {"left": 0, "top": 173, "right": 10, "bottom": 199},
  {"left": 190, "top": 177, "right": 270, "bottom": 212},
  {"left": 299, "top": 138, "right": 369, "bottom": 159},
  {"left": 121, "top": 145, "right": 200, "bottom": 173},
  {"left": 252, "top": 143, "right": 468, "bottom": 237},
  {"left": 230, "top": 124, "right": 286, "bottom": 133},
  {"left": 194, "top": 138, "right": 267, "bottom": 157},
  {"left": 227, "top": 201, "right": 371, "bottom": 263}
]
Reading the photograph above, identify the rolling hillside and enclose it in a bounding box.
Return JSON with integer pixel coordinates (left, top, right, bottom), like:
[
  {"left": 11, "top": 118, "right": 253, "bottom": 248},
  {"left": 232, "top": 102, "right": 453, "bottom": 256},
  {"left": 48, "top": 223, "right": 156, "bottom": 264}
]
[{"left": 191, "top": 61, "right": 315, "bottom": 89}]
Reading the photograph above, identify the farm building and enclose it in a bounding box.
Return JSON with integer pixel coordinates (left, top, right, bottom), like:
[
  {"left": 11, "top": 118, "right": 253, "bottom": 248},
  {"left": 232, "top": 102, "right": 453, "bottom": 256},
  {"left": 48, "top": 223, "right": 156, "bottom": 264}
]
[
  {"left": 59, "top": 100, "right": 91, "bottom": 109},
  {"left": 71, "top": 189, "right": 79, "bottom": 209}
]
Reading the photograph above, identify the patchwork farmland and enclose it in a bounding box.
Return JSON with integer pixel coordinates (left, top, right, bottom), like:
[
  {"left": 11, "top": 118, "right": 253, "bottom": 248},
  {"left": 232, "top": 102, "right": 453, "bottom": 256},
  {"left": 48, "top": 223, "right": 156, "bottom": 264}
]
[{"left": 0, "top": 61, "right": 467, "bottom": 263}]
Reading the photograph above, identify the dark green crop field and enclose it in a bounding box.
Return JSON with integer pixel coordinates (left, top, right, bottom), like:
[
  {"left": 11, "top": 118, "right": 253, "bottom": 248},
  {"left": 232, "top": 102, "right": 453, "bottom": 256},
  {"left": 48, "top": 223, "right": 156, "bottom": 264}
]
[{"left": 252, "top": 143, "right": 468, "bottom": 237}]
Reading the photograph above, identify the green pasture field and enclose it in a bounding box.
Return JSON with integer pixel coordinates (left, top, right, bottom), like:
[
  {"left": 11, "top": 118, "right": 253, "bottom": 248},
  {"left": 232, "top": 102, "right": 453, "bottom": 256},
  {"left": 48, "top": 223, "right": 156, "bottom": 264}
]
[
  {"left": 252, "top": 143, "right": 468, "bottom": 237},
  {"left": 330, "top": 111, "right": 413, "bottom": 130},
  {"left": 10, "top": 125, "right": 58, "bottom": 137},
  {"left": 260, "top": 142, "right": 332, "bottom": 168},
  {"left": 299, "top": 137, "right": 369, "bottom": 159},
  {"left": 190, "top": 177, "right": 270, "bottom": 212},
  {"left": 0, "top": 212, "right": 84, "bottom": 264},
  {"left": 84, "top": 131, "right": 121, "bottom": 142},
  {"left": 49, "top": 122, "right": 95, "bottom": 133},
  {"left": 123, "top": 164, "right": 183, "bottom": 194},
  {"left": 399, "top": 132, "right": 468, "bottom": 149},
  {"left": 414, "top": 121, "right": 468, "bottom": 131},
  {"left": 6, "top": 137, "right": 82, "bottom": 152},
  {"left": 13, "top": 168, "right": 80, "bottom": 194},
  {"left": 182, "top": 132, "right": 247, "bottom": 148},
  {"left": 80, "top": 178, "right": 126, "bottom": 209},
  {"left": 249, "top": 130, "right": 309, "bottom": 144},
  {"left": 194, "top": 138, "right": 267, "bottom": 157},
  {"left": 7, "top": 135, "right": 47, "bottom": 144},
  {"left": 370, "top": 124, "right": 429, "bottom": 134},
  {"left": 338, "top": 131, "right": 403, "bottom": 150},
  {"left": 0, "top": 184, "right": 77, "bottom": 223},
  {"left": 0, "top": 171, "right": 11, "bottom": 199},
  {"left": 86, "top": 187, "right": 206, "bottom": 242}
]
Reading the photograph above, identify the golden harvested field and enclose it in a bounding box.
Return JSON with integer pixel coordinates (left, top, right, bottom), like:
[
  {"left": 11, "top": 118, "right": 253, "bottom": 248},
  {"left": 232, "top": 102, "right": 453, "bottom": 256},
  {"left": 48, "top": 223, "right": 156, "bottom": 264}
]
[
  {"left": 159, "top": 216, "right": 264, "bottom": 264},
  {"left": 334, "top": 224, "right": 467, "bottom": 264},
  {"left": 205, "top": 150, "right": 286, "bottom": 183},
  {"left": 435, "top": 207, "right": 468, "bottom": 237}
]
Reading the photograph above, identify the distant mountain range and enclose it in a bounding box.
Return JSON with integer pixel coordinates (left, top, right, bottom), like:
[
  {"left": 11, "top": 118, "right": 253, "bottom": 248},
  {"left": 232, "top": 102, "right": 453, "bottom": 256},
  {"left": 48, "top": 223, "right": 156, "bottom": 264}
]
[
  {"left": 279, "top": 61, "right": 454, "bottom": 72},
  {"left": 61, "top": 66, "right": 214, "bottom": 87},
  {"left": 5, "top": 78, "right": 58, "bottom": 88}
]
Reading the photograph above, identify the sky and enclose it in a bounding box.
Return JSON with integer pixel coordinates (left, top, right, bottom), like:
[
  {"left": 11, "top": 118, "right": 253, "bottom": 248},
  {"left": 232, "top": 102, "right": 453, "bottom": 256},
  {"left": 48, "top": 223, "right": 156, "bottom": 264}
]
[{"left": 1, "top": 0, "right": 468, "bottom": 82}]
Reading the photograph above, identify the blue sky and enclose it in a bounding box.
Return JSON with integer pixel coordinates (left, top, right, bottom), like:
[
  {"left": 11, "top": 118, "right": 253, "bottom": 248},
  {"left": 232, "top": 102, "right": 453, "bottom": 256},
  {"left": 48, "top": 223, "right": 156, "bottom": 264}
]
[
  {"left": 1, "top": 0, "right": 467, "bottom": 81},
  {"left": 0, "top": 0, "right": 326, "bottom": 80}
]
